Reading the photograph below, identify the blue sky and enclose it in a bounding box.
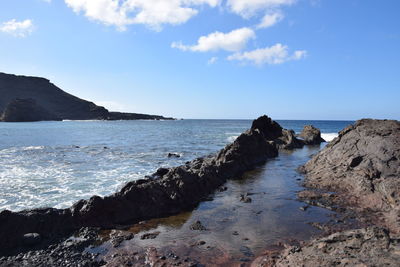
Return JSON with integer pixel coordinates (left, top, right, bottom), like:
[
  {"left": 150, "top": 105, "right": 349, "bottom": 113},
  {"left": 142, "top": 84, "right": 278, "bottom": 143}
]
[{"left": 0, "top": 0, "right": 399, "bottom": 120}]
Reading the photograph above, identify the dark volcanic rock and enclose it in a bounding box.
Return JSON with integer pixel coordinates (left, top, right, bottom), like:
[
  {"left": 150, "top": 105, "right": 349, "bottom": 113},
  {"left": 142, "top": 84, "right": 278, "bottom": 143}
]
[
  {"left": 190, "top": 221, "right": 207, "bottom": 231},
  {"left": 140, "top": 231, "right": 160, "bottom": 240},
  {"left": 240, "top": 194, "right": 252, "bottom": 203},
  {"left": 0, "top": 227, "right": 103, "bottom": 267},
  {"left": 251, "top": 115, "right": 305, "bottom": 149},
  {"left": 0, "top": 115, "right": 323, "bottom": 256},
  {"left": 22, "top": 233, "right": 41, "bottom": 246},
  {"left": 302, "top": 119, "right": 400, "bottom": 233},
  {"left": 276, "top": 129, "right": 305, "bottom": 150},
  {"left": 167, "top": 153, "right": 181, "bottom": 158},
  {"left": 0, "top": 72, "right": 173, "bottom": 121},
  {"left": 299, "top": 125, "right": 325, "bottom": 145},
  {"left": 268, "top": 227, "right": 400, "bottom": 267},
  {"left": 0, "top": 115, "right": 281, "bottom": 255},
  {"left": 251, "top": 115, "right": 283, "bottom": 140},
  {"left": 1, "top": 98, "right": 61, "bottom": 122}
]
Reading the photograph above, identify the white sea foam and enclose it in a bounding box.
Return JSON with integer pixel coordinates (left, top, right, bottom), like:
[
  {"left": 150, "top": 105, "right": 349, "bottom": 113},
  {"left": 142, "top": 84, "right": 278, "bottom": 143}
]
[
  {"left": 227, "top": 135, "right": 239, "bottom": 142},
  {"left": 22, "top": 146, "right": 45, "bottom": 151},
  {"left": 321, "top": 133, "right": 338, "bottom": 142},
  {"left": 226, "top": 132, "right": 241, "bottom": 143}
]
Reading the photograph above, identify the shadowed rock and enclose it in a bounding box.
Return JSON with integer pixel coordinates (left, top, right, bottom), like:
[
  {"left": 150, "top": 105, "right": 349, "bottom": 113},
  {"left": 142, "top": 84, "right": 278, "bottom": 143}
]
[
  {"left": 1, "top": 98, "right": 61, "bottom": 122},
  {"left": 299, "top": 125, "right": 325, "bottom": 145},
  {"left": 251, "top": 115, "right": 305, "bottom": 149},
  {"left": 0, "top": 115, "right": 318, "bottom": 256}
]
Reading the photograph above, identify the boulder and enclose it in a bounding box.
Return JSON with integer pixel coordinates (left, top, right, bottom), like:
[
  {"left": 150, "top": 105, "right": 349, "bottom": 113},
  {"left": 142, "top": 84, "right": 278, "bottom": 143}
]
[
  {"left": 251, "top": 115, "right": 283, "bottom": 140},
  {"left": 276, "top": 129, "right": 305, "bottom": 150},
  {"left": 251, "top": 115, "right": 305, "bottom": 150},
  {"left": 298, "top": 125, "right": 325, "bottom": 145}
]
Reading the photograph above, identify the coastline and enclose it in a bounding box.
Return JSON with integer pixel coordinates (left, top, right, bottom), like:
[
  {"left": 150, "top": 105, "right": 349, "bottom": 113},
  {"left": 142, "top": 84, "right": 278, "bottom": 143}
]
[{"left": 0, "top": 116, "right": 398, "bottom": 266}]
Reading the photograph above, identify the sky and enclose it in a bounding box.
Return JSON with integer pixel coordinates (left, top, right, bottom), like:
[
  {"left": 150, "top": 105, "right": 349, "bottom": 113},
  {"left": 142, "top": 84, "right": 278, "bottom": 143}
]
[{"left": 0, "top": 0, "right": 399, "bottom": 120}]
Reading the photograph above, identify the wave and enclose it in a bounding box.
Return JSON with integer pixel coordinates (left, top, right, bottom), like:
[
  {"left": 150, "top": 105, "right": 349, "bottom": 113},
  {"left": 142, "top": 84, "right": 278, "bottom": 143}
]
[
  {"left": 321, "top": 133, "right": 338, "bottom": 142},
  {"left": 227, "top": 135, "right": 239, "bottom": 142},
  {"left": 23, "top": 146, "right": 45, "bottom": 151}
]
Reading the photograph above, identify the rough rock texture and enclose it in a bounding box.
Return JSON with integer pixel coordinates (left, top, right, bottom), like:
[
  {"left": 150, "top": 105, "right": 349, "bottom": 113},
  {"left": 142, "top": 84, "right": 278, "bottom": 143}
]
[
  {"left": 301, "top": 119, "right": 400, "bottom": 233},
  {"left": 0, "top": 115, "right": 310, "bottom": 256},
  {"left": 0, "top": 227, "right": 103, "bottom": 267},
  {"left": 0, "top": 72, "right": 173, "bottom": 121},
  {"left": 0, "top": 98, "right": 61, "bottom": 122},
  {"left": 266, "top": 227, "right": 400, "bottom": 267},
  {"left": 251, "top": 116, "right": 305, "bottom": 149},
  {"left": 299, "top": 125, "right": 325, "bottom": 145}
]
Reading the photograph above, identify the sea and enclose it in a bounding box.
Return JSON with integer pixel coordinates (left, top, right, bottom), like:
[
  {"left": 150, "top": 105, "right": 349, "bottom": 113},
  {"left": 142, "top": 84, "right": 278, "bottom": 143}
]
[{"left": 0, "top": 119, "right": 352, "bottom": 212}]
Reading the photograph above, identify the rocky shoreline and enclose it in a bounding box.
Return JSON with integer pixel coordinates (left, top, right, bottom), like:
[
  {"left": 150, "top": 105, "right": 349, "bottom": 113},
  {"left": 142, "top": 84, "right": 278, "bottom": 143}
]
[
  {"left": 1, "top": 116, "right": 399, "bottom": 266},
  {"left": 255, "top": 118, "right": 400, "bottom": 266},
  {"left": 0, "top": 116, "right": 323, "bottom": 256}
]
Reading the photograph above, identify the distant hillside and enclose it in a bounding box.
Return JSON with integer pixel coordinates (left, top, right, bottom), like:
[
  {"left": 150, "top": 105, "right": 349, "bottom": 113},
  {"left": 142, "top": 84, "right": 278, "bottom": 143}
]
[{"left": 0, "top": 72, "right": 174, "bottom": 122}]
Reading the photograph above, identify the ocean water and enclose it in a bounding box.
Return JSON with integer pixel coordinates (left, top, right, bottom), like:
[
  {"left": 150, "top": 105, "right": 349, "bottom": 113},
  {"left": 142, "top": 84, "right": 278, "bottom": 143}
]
[{"left": 0, "top": 119, "right": 353, "bottom": 212}]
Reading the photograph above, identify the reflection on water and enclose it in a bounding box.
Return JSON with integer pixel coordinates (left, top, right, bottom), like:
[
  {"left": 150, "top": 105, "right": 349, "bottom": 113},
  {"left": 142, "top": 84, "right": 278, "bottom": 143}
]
[{"left": 95, "top": 145, "right": 335, "bottom": 265}]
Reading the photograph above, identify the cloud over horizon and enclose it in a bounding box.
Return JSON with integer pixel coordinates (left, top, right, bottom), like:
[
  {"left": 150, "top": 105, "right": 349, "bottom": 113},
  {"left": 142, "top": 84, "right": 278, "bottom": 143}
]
[
  {"left": 64, "top": 0, "right": 220, "bottom": 31},
  {"left": 171, "top": 27, "right": 255, "bottom": 52},
  {"left": 227, "top": 43, "right": 306, "bottom": 65},
  {"left": 227, "top": 0, "right": 296, "bottom": 18},
  {"left": 4, "top": 0, "right": 307, "bottom": 67},
  {"left": 257, "top": 11, "right": 284, "bottom": 29},
  {"left": 0, "top": 19, "right": 34, "bottom": 37}
]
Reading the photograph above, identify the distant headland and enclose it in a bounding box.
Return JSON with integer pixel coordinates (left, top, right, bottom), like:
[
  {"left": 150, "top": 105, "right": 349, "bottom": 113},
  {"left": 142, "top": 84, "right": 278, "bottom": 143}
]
[{"left": 0, "top": 72, "right": 174, "bottom": 122}]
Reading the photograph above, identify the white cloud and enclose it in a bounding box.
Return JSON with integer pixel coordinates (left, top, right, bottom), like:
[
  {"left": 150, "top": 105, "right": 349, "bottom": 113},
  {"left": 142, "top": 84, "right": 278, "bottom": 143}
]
[
  {"left": 257, "top": 11, "right": 284, "bottom": 29},
  {"left": 227, "top": 43, "right": 306, "bottom": 65},
  {"left": 208, "top": 57, "right": 218, "bottom": 64},
  {"left": 227, "top": 0, "right": 296, "bottom": 17},
  {"left": 171, "top": 27, "right": 255, "bottom": 52},
  {"left": 0, "top": 19, "right": 34, "bottom": 37},
  {"left": 64, "top": 0, "right": 220, "bottom": 31}
]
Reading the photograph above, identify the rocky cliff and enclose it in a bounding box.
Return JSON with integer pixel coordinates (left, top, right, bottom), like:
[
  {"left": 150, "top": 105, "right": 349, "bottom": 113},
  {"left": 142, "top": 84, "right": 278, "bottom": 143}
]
[{"left": 0, "top": 72, "right": 173, "bottom": 122}]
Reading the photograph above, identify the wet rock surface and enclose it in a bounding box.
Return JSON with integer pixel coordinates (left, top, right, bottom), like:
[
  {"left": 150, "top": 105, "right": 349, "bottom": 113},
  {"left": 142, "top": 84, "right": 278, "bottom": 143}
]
[
  {"left": 262, "top": 119, "right": 400, "bottom": 267},
  {"left": 0, "top": 227, "right": 103, "bottom": 267},
  {"left": 256, "top": 227, "right": 400, "bottom": 267},
  {"left": 301, "top": 119, "right": 400, "bottom": 233},
  {"left": 0, "top": 115, "right": 310, "bottom": 257},
  {"left": 6, "top": 116, "right": 397, "bottom": 266}
]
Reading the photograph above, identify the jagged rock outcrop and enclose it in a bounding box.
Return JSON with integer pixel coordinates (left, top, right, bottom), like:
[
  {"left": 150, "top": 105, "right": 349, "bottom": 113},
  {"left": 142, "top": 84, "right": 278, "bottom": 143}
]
[
  {"left": 251, "top": 115, "right": 305, "bottom": 149},
  {"left": 301, "top": 119, "right": 400, "bottom": 233},
  {"left": 0, "top": 72, "right": 173, "bottom": 121},
  {"left": 264, "top": 227, "right": 400, "bottom": 267},
  {"left": 299, "top": 125, "right": 325, "bottom": 145},
  {"left": 0, "top": 98, "right": 61, "bottom": 122},
  {"left": 0, "top": 115, "right": 318, "bottom": 255}
]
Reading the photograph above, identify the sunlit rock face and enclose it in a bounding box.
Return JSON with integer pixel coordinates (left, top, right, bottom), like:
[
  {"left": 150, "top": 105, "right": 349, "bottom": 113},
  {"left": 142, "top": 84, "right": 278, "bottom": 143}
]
[{"left": 302, "top": 119, "right": 400, "bottom": 232}]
